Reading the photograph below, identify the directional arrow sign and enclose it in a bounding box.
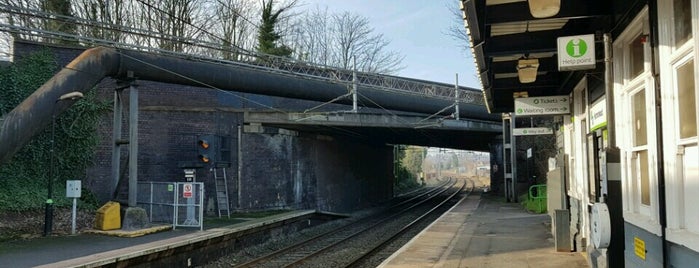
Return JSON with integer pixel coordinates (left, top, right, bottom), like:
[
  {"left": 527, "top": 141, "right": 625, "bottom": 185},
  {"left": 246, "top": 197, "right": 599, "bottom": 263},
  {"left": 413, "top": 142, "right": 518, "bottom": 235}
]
[{"left": 514, "top": 96, "right": 570, "bottom": 116}]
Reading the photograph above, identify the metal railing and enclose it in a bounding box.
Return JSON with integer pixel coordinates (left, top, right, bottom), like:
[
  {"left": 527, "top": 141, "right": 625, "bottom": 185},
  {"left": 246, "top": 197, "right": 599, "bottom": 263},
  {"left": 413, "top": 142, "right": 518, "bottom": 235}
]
[
  {"left": 526, "top": 184, "right": 547, "bottom": 214},
  {"left": 0, "top": 4, "right": 484, "bottom": 105},
  {"left": 136, "top": 181, "right": 204, "bottom": 230}
]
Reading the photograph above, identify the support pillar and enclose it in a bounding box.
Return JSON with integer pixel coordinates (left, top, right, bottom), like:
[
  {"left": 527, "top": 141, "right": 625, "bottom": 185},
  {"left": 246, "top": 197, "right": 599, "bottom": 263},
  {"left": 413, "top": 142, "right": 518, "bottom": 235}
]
[
  {"left": 454, "top": 73, "right": 460, "bottom": 120},
  {"left": 503, "top": 113, "right": 517, "bottom": 202},
  {"left": 111, "top": 88, "right": 123, "bottom": 197},
  {"left": 128, "top": 78, "right": 139, "bottom": 207}
]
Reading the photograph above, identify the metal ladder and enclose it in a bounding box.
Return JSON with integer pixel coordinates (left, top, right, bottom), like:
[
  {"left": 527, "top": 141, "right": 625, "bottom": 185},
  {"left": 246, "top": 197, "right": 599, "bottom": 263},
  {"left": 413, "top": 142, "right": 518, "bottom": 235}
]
[{"left": 213, "top": 167, "right": 231, "bottom": 218}]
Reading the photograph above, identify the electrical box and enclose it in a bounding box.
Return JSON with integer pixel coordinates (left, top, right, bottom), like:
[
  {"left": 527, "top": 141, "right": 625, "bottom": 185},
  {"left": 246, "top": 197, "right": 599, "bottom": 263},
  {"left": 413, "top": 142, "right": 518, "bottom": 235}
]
[{"left": 66, "top": 180, "right": 81, "bottom": 198}]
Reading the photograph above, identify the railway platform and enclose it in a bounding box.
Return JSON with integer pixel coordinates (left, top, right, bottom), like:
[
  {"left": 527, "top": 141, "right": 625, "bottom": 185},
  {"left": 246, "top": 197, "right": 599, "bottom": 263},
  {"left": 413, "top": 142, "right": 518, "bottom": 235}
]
[
  {"left": 0, "top": 210, "right": 316, "bottom": 267},
  {"left": 379, "top": 192, "right": 589, "bottom": 268},
  {"left": 1, "top": 192, "right": 589, "bottom": 267}
]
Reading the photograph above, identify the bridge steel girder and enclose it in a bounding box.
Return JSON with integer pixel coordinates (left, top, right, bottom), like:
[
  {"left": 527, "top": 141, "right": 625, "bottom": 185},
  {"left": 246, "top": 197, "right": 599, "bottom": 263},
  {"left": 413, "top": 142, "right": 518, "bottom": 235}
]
[{"left": 0, "top": 46, "right": 501, "bottom": 165}]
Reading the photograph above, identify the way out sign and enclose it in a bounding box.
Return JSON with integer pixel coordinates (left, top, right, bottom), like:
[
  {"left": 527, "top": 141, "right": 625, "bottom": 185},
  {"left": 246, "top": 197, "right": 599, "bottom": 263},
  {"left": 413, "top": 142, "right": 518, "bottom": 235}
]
[
  {"left": 183, "top": 183, "right": 193, "bottom": 198},
  {"left": 514, "top": 127, "right": 553, "bottom": 136},
  {"left": 558, "top": 34, "right": 596, "bottom": 71}
]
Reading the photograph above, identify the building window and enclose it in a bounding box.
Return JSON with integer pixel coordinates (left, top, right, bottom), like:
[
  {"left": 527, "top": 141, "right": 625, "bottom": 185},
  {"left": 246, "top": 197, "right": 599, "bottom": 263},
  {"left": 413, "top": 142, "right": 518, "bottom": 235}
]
[
  {"left": 638, "top": 150, "right": 650, "bottom": 206},
  {"left": 674, "top": 0, "right": 692, "bottom": 47},
  {"left": 676, "top": 60, "right": 697, "bottom": 139},
  {"left": 614, "top": 7, "right": 658, "bottom": 225},
  {"left": 633, "top": 89, "right": 648, "bottom": 146},
  {"left": 632, "top": 89, "right": 651, "bottom": 207},
  {"left": 630, "top": 34, "right": 646, "bottom": 78},
  {"left": 658, "top": 0, "right": 699, "bottom": 251}
]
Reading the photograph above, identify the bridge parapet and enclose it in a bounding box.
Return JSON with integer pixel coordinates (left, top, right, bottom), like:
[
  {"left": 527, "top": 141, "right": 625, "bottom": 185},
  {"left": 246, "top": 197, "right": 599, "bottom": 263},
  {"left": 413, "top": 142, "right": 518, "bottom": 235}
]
[{"left": 0, "top": 4, "right": 484, "bottom": 105}]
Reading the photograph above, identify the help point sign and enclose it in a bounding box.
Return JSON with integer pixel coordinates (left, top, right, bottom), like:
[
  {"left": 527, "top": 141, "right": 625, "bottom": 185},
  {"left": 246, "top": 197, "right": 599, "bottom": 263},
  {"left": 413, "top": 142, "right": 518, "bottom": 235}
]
[{"left": 558, "top": 34, "right": 595, "bottom": 71}]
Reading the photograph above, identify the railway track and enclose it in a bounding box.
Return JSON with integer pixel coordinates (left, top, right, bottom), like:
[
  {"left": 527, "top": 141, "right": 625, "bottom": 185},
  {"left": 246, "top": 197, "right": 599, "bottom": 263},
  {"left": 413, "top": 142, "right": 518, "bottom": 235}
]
[{"left": 231, "top": 178, "right": 472, "bottom": 268}]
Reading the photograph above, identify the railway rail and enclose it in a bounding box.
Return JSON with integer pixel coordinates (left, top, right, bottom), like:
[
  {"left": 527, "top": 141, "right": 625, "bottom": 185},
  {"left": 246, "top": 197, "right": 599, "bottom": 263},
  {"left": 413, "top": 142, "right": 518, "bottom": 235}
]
[{"left": 228, "top": 178, "right": 472, "bottom": 268}]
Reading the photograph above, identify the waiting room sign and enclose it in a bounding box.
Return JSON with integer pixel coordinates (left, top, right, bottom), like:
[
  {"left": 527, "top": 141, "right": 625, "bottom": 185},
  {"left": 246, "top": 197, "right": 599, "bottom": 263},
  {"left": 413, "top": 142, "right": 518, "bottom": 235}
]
[{"left": 515, "top": 96, "right": 570, "bottom": 116}]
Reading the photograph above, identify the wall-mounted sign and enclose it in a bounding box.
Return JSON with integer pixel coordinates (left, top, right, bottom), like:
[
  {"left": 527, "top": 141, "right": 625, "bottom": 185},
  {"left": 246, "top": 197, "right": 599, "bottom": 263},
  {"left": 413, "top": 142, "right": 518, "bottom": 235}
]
[
  {"left": 514, "top": 96, "right": 570, "bottom": 116},
  {"left": 513, "top": 127, "right": 553, "bottom": 136},
  {"left": 558, "top": 34, "right": 596, "bottom": 71},
  {"left": 183, "top": 183, "right": 193, "bottom": 198},
  {"left": 66, "top": 180, "right": 81, "bottom": 198},
  {"left": 589, "top": 96, "right": 607, "bottom": 131}
]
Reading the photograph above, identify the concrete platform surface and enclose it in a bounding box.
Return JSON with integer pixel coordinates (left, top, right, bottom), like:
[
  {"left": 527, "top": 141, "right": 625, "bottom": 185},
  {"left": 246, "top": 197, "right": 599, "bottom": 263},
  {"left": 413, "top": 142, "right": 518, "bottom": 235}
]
[
  {"left": 0, "top": 210, "right": 315, "bottom": 267},
  {"left": 379, "top": 192, "right": 588, "bottom": 268}
]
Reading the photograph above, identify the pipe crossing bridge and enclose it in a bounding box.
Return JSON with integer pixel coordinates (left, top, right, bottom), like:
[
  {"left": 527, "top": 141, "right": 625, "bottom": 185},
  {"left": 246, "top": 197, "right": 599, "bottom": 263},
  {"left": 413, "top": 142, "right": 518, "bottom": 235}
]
[{"left": 0, "top": 5, "right": 502, "bottom": 165}]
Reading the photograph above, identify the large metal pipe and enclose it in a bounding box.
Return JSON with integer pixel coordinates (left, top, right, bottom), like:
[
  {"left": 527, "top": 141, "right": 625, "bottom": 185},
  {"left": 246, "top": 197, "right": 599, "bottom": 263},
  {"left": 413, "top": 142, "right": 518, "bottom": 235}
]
[
  {"left": 1, "top": 47, "right": 119, "bottom": 165},
  {"left": 0, "top": 46, "right": 497, "bottom": 164}
]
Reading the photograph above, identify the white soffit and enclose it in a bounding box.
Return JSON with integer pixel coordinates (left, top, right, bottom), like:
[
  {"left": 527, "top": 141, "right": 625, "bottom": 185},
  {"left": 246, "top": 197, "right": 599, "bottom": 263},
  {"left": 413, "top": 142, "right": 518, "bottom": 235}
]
[
  {"left": 492, "top": 52, "right": 557, "bottom": 62},
  {"left": 491, "top": 19, "right": 568, "bottom": 36},
  {"left": 494, "top": 71, "right": 547, "bottom": 79},
  {"left": 486, "top": 0, "right": 525, "bottom": 5}
]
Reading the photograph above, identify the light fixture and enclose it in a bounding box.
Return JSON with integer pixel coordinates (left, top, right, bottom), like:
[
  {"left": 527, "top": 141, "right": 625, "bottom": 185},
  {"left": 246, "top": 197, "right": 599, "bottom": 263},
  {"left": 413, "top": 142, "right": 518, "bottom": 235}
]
[
  {"left": 528, "top": 0, "right": 560, "bottom": 18},
  {"left": 513, "top": 91, "right": 529, "bottom": 98},
  {"left": 517, "top": 58, "right": 539, "bottom": 83}
]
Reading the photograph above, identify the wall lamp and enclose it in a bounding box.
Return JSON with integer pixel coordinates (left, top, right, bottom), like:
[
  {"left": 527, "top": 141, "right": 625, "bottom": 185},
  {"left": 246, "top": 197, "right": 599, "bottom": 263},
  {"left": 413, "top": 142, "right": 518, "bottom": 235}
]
[{"left": 528, "top": 0, "right": 560, "bottom": 18}]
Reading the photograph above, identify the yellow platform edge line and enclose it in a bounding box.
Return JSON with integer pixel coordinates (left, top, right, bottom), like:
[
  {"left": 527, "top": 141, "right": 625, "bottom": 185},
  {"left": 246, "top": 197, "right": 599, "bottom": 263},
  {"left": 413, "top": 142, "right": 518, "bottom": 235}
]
[{"left": 84, "top": 225, "right": 173, "bottom": 238}]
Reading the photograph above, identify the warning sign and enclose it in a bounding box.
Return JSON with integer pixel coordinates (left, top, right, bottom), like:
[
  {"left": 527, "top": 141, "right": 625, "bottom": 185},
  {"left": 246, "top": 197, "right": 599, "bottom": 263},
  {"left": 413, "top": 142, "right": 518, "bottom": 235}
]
[
  {"left": 183, "top": 183, "right": 193, "bottom": 198},
  {"left": 634, "top": 236, "right": 646, "bottom": 260}
]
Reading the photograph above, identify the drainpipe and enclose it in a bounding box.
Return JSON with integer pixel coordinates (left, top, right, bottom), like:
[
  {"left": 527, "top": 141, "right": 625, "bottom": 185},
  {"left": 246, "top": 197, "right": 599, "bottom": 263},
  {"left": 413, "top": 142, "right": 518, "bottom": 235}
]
[
  {"left": 237, "top": 124, "right": 242, "bottom": 209},
  {"left": 648, "top": 0, "right": 667, "bottom": 266},
  {"left": 603, "top": 34, "right": 615, "bottom": 149}
]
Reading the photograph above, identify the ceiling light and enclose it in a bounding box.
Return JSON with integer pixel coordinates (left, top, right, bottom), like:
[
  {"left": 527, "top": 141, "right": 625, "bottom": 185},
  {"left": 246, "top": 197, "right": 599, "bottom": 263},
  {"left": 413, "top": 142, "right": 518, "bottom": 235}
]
[
  {"left": 517, "top": 58, "right": 539, "bottom": 83},
  {"left": 528, "top": 0, "right": 560, "bottom": 18},
  {"left": 513, "top": 91, "right": 529, "bottom": 98}
]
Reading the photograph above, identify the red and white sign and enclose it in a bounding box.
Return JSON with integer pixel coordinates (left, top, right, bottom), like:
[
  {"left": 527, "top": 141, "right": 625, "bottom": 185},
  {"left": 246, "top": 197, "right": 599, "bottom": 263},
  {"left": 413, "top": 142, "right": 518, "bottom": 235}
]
[{"left": 183, "top": 183, "right": 193, "bottom": 198}]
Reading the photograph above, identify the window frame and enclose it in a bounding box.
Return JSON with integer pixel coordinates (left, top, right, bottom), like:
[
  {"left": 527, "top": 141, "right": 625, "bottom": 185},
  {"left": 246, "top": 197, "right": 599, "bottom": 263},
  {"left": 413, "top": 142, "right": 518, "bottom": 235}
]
[
  {"left": 658, "top": 0, "right": 699, "bottom": 252},
  {"left": 613, "top": 7, "right": 662, "bottom": 235}
]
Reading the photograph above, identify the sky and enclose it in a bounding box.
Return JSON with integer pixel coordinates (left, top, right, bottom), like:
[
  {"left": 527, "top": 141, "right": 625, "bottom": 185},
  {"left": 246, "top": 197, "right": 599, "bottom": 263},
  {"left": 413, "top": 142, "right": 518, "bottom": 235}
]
[{"left": 298, "top": 0, "right": 481, "bottom": 89}]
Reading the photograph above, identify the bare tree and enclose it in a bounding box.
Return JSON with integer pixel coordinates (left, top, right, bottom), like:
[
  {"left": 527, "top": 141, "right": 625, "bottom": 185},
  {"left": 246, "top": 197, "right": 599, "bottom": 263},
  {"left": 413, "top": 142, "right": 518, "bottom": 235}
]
[
  {"left": 292, "top": 6, "right": 330, "bottom": 64},
  {"left": 445, "top": 3, "right": 471, "bottom": 54},
  {"left": 127, "top": 0, "right": 208, "bottom": 52},
  {"left": 209, "top": 0, "right": 257, "bottom": 60},
  {"left": 291, "top": 9, "right": 404, "bottom": 74},
  {"left": 72, "top": 0, "right": 130, "bottom": 43}
]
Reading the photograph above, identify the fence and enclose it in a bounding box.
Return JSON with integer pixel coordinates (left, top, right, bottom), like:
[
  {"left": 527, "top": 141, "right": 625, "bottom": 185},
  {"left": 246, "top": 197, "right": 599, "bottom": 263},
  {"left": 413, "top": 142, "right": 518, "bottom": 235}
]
[{"left": 137, "top": 181, "right": 204, "bottom": 230}]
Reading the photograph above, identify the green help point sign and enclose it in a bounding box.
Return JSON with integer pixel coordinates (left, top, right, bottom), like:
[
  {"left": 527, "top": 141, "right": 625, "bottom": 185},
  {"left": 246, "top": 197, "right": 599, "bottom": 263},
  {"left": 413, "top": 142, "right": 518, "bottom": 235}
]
[{"left": 558, "top": 34, "right": 595, "bottom": 71}]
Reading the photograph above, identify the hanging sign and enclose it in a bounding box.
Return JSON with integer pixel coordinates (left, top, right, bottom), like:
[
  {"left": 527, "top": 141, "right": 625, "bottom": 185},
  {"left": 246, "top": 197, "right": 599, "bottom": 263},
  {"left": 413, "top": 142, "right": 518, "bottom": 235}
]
[
  {"left": 558, "top": 34, "right": 596, "bottom": 71},
  {"left": 513, "top": 127, "right": 553, "bottom": 136},
  {"left": 514, "top": 96, "right": 570, "bottom": 116},
  {"left": 589, "top": 96, "right": 607, "bottom": 131}
]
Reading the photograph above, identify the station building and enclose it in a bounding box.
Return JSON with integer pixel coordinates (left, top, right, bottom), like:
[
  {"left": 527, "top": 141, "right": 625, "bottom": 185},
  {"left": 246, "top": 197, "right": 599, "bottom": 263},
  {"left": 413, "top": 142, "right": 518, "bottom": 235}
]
[{"left": 460, "top": 0, "right": 698, "bottom": 267}]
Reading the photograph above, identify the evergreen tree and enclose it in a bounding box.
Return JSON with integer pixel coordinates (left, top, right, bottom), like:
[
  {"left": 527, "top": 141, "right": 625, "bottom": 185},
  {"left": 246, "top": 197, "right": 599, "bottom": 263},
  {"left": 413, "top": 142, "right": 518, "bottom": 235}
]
[
  {"left": 41, "top": 0, "right": 78, "bottom": 45},
  {"left": 257, "top": 0, "right": 293, "bottom": 57}
]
